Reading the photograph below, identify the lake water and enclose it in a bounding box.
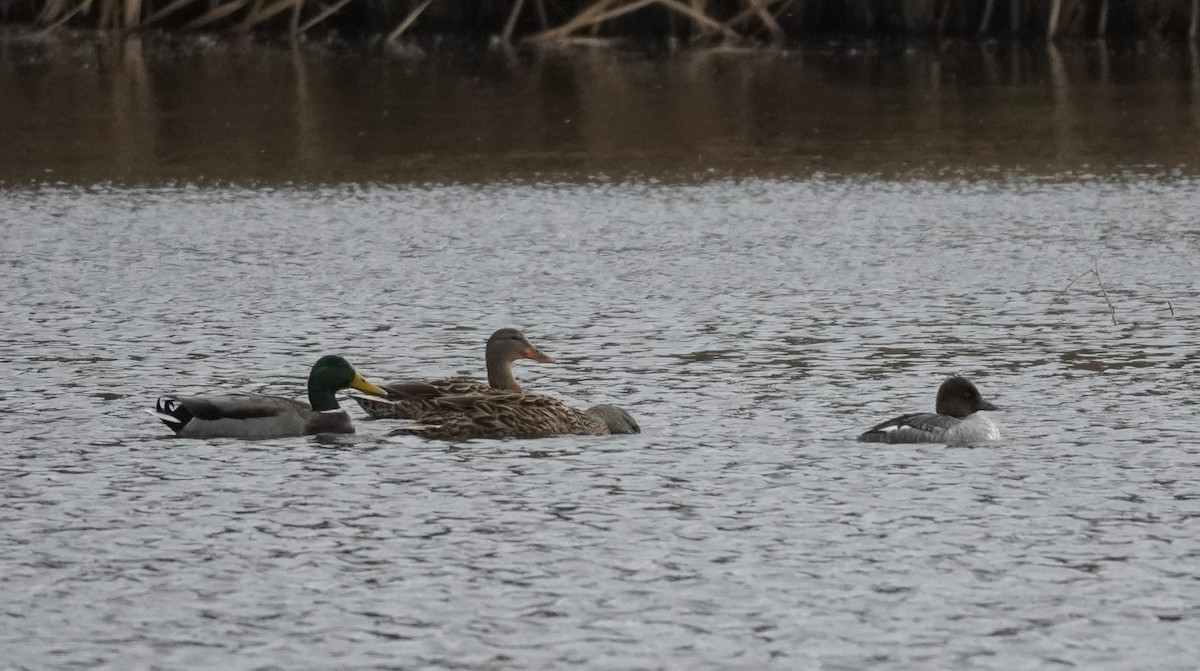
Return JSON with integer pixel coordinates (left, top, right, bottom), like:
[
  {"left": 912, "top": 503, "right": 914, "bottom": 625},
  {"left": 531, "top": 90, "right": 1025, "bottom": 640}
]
[{"left": 2, "top": 33, "right": 1200, "bottom": 670}]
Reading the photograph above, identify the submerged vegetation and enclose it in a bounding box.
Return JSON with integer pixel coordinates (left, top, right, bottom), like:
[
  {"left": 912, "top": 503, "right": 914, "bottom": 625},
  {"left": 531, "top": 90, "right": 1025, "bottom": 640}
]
[{"left": 2, "top": 0, "right": 1200, "bottom": 44}]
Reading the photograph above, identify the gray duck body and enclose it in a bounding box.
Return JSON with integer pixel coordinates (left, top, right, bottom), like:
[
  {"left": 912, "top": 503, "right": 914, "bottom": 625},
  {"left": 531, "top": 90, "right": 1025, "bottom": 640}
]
[
  {"left": 154, "top": 394, "right": 356, "bottom": 438},
  {"left": 150, "top": 355, "right": 388, "bottom": 439}
]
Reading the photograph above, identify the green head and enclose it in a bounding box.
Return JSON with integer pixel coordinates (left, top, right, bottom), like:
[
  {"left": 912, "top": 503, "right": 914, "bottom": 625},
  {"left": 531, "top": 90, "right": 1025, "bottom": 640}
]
[{"left": 307, "top": 355, "right": 388, "bottom": 411}]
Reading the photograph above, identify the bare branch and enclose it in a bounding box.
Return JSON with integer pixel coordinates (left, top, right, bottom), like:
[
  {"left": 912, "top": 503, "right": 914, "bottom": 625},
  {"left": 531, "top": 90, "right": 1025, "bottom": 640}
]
[{"left": 388, "top": 0, "right": 435, "bottom": 43}]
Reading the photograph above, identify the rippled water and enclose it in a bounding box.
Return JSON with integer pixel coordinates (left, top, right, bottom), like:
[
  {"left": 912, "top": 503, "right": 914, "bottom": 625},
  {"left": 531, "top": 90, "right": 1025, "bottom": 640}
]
[{"left": 3, "top": 177, "right": 1200, "bottom": 668}]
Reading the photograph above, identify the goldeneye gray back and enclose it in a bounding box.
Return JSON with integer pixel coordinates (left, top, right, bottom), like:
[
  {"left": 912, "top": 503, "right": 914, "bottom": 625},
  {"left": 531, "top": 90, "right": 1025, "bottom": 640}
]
[{"left": 858, "top": 376, "right": 1000, "bottom": 444}]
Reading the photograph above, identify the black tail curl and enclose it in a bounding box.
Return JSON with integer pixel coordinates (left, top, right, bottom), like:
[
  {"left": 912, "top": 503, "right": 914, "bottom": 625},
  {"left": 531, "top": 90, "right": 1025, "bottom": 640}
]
[{"left": 154, "top": 397, "right": 193, "bottom": 434}]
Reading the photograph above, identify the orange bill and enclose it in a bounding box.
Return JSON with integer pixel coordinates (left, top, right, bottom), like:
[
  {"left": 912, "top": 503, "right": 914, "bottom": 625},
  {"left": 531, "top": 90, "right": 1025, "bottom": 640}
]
[{"left": 524, "top": 347, "right": 556, "bottom": 364}]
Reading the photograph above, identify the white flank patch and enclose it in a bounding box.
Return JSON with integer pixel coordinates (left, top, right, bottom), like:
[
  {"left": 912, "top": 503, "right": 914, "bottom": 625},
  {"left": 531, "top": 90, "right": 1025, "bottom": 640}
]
[{"left": 145, "top": 408, "right": 182, "bottom": 424}]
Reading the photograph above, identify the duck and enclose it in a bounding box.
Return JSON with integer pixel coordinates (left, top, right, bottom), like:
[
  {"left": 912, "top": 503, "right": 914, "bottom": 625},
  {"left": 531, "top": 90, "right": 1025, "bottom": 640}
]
[
  {"left": 857, "top": 376, "right": 1000, "bottom": 444},
  {"left": 384, "top": 392, "right": 640, "bottom": 440},
  {"left": 149, "top": 355, "right": 389, "bottom": 439},
  {"left": 353, "top": 328, "right": 556, "bottom": 420}
]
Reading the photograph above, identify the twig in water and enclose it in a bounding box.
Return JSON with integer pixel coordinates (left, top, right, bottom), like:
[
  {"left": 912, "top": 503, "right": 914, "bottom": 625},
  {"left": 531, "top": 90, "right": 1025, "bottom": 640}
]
[
  {"left": 1168, "top": 300, "right": 1174, "bottom": 316},
  {"left": 1091, "top": 260, "right": 1117, "bottom": 326},
  {"left": 1052, "top": 261, "right": 1117, "bottom": 325},
  {"left": 1051, "top": 268, "right": 1093, "bottom": 301}
]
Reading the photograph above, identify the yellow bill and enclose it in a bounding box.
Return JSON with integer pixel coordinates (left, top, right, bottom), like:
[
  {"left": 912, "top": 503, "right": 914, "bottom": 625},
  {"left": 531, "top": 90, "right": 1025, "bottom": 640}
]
[{"left": 350, "top": 373, "right": 389, "bottom": 398}]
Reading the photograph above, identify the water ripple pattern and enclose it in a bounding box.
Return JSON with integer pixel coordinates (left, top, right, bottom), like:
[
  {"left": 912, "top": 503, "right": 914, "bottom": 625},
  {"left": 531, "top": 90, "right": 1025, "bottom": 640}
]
[{"left": 2, "top": 178, "right": 1199, "bottom": 669}]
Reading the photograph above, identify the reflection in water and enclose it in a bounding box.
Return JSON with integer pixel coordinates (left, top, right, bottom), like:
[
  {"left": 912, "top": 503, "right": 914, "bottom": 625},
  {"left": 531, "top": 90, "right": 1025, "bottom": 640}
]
[{"left": 2, "top": 33, "right": 1200, "bottom": 185}]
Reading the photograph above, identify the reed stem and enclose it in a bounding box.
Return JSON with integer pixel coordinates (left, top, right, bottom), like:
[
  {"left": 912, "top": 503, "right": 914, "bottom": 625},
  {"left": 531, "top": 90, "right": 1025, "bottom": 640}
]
[
  {"left": 387, "top": 0, "right": 435, "bottom": 43},
  {"left": 9, "top": 0, "right": 1200, "bottom": 42}
]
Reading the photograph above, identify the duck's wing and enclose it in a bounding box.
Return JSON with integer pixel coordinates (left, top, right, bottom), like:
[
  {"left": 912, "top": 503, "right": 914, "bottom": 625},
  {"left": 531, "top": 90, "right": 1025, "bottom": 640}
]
[
  {"left": 391, "top": 392, "right": 603, "bottom": 440},
  {"left": 182, "top": 394, "right": 301, "bottom": 420},
  {"left": 352, "top": 378, "right": 496, "bottom": 420},
  {"left": 151, "top": 394, "right": 316, "bottom": 439},
  {"left": 352, "top": 380, "right": 446, "bottom": 419},
  {"left": 424, "top": 378, "right": 493, "bottom": 395},
  {"left": 857, "top": 412, "right": 957, "bottom": 444}
]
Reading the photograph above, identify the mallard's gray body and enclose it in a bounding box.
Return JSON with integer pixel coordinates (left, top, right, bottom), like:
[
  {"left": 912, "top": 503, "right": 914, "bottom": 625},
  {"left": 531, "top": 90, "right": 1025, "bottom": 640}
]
[
  {"left": 150, "top": 355, "right": 388, "bottom": 439},
  {"left": 153, "top": 394, "right": 357, "bottom": 438}
]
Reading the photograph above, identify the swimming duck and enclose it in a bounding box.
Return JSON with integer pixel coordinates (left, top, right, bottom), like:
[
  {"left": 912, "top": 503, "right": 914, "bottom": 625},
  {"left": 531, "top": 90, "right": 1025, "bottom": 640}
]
[
  {"left": 150, "top": 355, "right": 389, "bottom": 439},
  {"left": 385, "top": 392, "right": 640, "bottom": 440},
  {"left": 858, "top": 376, "right": 1000, "bottom": 444},
  {"left": 354, "top": 328, "right": 556, "bottom": 419}
]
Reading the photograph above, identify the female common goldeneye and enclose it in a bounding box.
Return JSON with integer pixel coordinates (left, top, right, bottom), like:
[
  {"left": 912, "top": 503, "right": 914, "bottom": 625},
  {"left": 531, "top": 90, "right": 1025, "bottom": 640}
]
[{"left": 858, "top": 376, "right": 1000, "bottom": 444}]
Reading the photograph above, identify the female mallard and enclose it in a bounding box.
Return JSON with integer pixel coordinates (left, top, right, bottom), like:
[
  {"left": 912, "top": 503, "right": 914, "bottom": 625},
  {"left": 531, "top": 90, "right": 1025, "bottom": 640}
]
[
  {"left": 150, "top": 355, "right": 389, "bottom": 439},
  {"left": 385, "top": 392, "right": 640, "bottom": 440},
  {"left": 354, "top": 328, "right": 556, "bottom": 420}
]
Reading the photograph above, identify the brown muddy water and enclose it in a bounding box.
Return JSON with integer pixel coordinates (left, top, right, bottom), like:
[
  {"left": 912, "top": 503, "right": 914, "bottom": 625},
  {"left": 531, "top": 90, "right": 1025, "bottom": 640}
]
[
  {"left": 2, "top": 33, "right": 1200, "bottom": 670},
  {"left": 3, "top": 33, "right": 1200, "bottom": 184}
]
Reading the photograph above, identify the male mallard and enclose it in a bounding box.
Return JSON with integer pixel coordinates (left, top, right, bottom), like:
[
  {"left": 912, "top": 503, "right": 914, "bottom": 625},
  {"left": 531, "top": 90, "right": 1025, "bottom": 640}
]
[
  {"left": 385, "top": 392, "right": 640, "bottom": 440},
  {"left": 354, "top": 328, "right": 556, "bottom": 420},
  {"left": 150, "top": 355, "right": 389, "bottom": 439}
]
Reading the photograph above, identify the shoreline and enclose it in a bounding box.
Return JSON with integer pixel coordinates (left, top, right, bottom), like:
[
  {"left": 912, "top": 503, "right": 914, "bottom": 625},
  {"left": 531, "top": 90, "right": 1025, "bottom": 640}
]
[
  {"left": 3, "top": 0, "right": 1200, "bottom": 47},
  {"left": 2, "top": 28, "right": 1198, "bottom": 188}
]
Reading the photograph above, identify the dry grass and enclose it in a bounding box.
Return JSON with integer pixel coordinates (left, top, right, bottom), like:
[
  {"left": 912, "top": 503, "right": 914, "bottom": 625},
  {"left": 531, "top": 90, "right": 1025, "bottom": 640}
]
[{"left": 5, "top": 0, "right": 1200, "bottom": 41}]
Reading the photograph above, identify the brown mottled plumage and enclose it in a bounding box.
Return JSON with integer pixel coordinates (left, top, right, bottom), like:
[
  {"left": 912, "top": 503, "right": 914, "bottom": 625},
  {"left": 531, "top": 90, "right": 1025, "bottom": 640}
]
[
  {"left": 386, "top": 393, "right": 640, "bottom": 440},
  {"left": 354, "top": 328, "right": 555, "bottom": 420}
]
